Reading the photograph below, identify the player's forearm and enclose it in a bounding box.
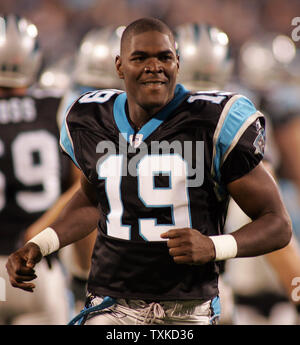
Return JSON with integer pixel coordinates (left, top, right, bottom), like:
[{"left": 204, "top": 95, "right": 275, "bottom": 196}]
[
  {"left": 49, "top": 187, "right": 100, "bottom": 249},
  {"left": 227, "top": 163, "right": 292, "bottom": 258},
  {"left": 265, "top": 235, "right": 300, "bottom": 299},
  {"left": 231, "top": 211, "right": 292, "bottom": 257}
]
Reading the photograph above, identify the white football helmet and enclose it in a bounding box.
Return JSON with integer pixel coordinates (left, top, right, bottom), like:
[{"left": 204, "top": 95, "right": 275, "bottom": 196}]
[
  {"left": 39, "top": 56, "right": 72, "bottom": 91},
  {"left": 175, "top": 23, "right": 234, "bottom": 90},
  {"left": 238, "top": 34, "right": 297, "bottom": 90},
  {"left": 279, "top": 47, "right": 300, "bottom": 85},
  {"left": 0, "top": 14, "right": 42, "bottom": 87},
  {"left": 74, "top": 26, "right": 125, "bottom": 89}
]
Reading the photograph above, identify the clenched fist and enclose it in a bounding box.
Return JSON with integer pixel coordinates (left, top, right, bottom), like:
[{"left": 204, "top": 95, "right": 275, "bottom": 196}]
[
  {"left": 6, "top": 242, "right": 43, "bottom": 292},
  {"left": 160, "top": 228, "right": 216, "bottom": 265}
]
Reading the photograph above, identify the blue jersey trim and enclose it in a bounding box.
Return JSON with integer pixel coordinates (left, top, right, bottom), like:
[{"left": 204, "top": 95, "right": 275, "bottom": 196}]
[
  {"left": 113, "top": 92, "right": 134, "bottom": 142},
  {"left": 60, "top": 118, "right": 80, "bottom": 169},
  {"left": 113, "top": 84, "right": 189, "bottom": 143},
  {"left": 210, "top": 295, "right": 221, "bottom": 324},
  {"left": 214, "top": 96, "right": 257, "bottom": 183},
  {"left": 211, "top": 295, "right": 221, "bottom": 315}
]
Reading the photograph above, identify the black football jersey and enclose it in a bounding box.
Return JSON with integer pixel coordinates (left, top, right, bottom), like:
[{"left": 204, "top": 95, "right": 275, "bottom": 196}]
[
  {"left": 0, "top": 89, "right": 71, "bottom": 254},
  {"left": 60, "top": 84, "right": 265, "bottom": 301}
]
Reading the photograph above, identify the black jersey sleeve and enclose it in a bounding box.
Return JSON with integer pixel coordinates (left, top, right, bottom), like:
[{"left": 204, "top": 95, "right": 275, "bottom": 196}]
[
  {"left": 60, "top": 92, "right": 101, "bottom": 170},
  {"left": 211, "top": 94, "right": 265, "bottom": 189},
  {"left": 59, "top": 89, "right": 122, "bottom": 182},
  {"left": 60, "top": 100, "right": 85, "bottom": 171},
  {"left": 220, "top": 116, "right": 265, "bottom": 185}
]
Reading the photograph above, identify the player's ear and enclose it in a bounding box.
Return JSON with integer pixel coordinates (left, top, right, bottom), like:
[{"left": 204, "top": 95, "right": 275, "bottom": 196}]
[
  {"left": 176, "top": 54, "right": 180, "bottom": 74},
  {"left": 115, "top": 55, "right": 124, "bottom": 79}
]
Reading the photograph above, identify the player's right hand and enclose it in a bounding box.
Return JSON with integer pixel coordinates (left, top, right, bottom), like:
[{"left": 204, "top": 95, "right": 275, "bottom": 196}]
[{"left": 6, "top": 242, "right": 43, "bottom": 292}]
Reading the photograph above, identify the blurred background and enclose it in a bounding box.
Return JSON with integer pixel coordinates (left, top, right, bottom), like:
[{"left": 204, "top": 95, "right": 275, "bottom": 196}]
[{"left": 1, "top": 0, "right": 299, "bottom": 67}]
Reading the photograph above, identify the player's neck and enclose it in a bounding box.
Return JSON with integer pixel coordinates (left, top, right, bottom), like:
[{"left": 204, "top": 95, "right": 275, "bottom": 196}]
[{"left": 126, "top": 99, "right": 167, "bottom": 131}]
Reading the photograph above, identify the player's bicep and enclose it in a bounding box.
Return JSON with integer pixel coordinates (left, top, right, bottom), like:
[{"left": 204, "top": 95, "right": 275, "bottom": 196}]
[{"left": 227, "top": 162, "right": 285, "bottom": 220}]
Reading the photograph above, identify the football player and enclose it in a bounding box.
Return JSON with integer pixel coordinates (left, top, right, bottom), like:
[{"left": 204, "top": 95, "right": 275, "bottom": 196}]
[
  {"left": 6, "top": 17, "right": 292, "bottom": 325},
  {"left": 0, "top": 14, "right": 76, "bottom": 324}
]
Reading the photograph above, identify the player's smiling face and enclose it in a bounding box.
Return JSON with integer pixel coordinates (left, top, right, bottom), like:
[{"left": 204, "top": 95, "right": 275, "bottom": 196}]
[{"left": 116, "top": 30, "right": 179, "bottom": 115}]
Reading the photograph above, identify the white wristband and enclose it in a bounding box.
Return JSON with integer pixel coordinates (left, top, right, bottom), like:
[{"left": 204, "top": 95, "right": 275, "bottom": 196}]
[
  {"left": 27, "top": 227, "right": 60, "bottom": 257},
  {"left": 209, "top": 234, "right": 238, "bottom": 261}
]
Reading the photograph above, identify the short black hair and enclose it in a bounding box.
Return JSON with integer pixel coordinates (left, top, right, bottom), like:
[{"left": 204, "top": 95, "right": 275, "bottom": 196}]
[{"left": 120, "top": 17, "right": 175, "bottom": 54}]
